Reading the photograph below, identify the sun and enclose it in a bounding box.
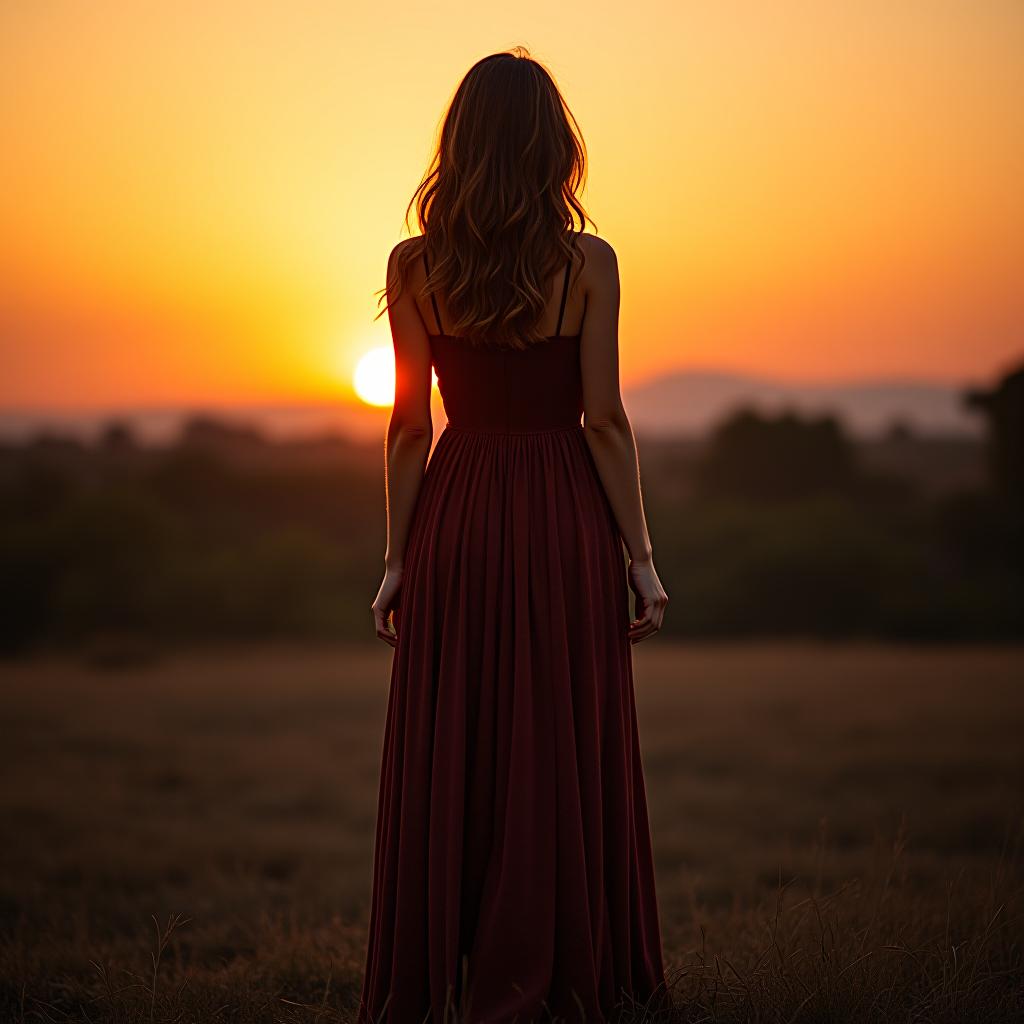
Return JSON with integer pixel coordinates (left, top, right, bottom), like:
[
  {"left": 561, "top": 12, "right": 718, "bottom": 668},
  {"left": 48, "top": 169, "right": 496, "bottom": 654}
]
[
  {"left": 353, "top": 347, "right": 395, "bottom": 407},
  {"left": 352, "top": 346, "right": 439, "bottom": 407}
]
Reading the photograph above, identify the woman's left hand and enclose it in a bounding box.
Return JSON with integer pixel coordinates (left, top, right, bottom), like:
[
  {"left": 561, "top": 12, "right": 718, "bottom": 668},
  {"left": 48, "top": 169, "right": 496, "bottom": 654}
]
[{"left": 371, "top": 565, "right": 403, "bottom": 647}]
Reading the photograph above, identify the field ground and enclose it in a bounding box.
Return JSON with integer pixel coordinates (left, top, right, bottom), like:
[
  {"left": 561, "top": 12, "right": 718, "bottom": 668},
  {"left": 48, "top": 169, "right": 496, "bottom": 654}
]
[{"left": 1, "top": 642, "right": 1022, "bottom": 1022}]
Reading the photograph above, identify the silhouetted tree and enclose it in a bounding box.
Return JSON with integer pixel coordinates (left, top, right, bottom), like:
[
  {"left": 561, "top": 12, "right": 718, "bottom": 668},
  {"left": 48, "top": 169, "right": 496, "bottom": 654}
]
[
  {"left": 178, "top": 414, "right": 267, "bottom": 454},
  {"left": 966, "top": 361, "right": 1024, "bottom": 509},
  {"left": 697, "top": 407, "right": 857, "bottom": 501},
  {"left": 97, "top": 418, "right": 138, "bottom": 452}
]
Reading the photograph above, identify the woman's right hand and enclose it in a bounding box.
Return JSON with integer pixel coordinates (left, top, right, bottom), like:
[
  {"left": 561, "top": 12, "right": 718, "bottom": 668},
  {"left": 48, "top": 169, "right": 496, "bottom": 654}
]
[
  {"left": 371, "top": 564, "right": 404, "bottom": 648},
  {"left": 627, "top": 557, "right": 668, "bottom": 643}
]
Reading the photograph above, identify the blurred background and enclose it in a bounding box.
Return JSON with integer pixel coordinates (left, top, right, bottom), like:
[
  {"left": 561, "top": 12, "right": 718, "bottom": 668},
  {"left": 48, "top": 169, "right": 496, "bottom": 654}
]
[{"left": 1, "top": 2, "right": 1022, "bottom": 1021}]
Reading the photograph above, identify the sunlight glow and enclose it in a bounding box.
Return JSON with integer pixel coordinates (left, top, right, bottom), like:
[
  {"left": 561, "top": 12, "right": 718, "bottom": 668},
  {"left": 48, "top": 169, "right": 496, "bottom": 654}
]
[{"left": 353, "top": 347, "right": 395, "bottom": 407}]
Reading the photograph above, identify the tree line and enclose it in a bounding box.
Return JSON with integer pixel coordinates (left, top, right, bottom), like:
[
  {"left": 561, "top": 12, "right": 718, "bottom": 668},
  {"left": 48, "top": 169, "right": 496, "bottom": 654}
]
[{"left": 1, "top": 363, "right": 1021, "bottom": 656}]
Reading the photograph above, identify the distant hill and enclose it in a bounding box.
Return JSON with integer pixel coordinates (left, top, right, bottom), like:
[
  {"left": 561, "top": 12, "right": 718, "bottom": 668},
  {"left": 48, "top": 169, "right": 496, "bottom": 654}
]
[
  {"left": 622, "top": 370, "right": 984, "bottom": 438},
  {"left": 0, "top": 368, "right": 986, "bottom": 446}
]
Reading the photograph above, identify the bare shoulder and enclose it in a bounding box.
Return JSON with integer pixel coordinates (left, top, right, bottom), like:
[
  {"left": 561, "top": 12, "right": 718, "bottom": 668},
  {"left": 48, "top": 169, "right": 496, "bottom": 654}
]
[
  {"left": 575, "top": 233, "right": 619, "bottom": 301},
  {"left": 386, "top": 236, "right": 425, "bottom": 296},
  {"left": 578, "top": 232, "right": 616, "bottom": 259},
  {"left": 577, "top": 232, "right": 618, "bottom": 280},
  {"left": 387, "top": 235, "right": 422, "bottom": 269}
]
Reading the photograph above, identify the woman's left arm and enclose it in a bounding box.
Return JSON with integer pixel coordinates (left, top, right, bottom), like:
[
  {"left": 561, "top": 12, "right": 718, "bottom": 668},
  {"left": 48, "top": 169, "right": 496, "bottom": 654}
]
[{"left": 371, "top": 241, "right": 434, "bottom": 647}]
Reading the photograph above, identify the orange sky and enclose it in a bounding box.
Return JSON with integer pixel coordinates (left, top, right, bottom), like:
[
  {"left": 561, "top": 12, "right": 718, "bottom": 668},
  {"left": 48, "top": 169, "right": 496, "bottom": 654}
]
[{"left": 2, "top": 0, "right": 1022, "bottom": 414}]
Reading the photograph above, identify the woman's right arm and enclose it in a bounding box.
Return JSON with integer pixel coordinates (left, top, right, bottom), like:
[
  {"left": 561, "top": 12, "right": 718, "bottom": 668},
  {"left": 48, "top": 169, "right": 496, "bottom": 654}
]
[{"left": 579, "top": 236, "right": 668, "bottom": 643}]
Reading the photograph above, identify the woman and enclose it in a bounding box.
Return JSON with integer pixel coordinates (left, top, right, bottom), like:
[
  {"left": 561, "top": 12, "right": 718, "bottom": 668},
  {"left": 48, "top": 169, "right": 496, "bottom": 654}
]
[{"left": 359, "top": 48, "right": 670, "bottom": 1023}]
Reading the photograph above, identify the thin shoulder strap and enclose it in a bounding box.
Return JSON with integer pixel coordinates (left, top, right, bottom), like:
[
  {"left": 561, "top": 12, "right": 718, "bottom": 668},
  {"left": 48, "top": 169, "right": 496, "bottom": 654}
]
[
  {"left": 554, "top": 251, "right": 572, "bottom": 338},
  {"left": 422, "top": 250, "right": 443, "bottom": 335}
]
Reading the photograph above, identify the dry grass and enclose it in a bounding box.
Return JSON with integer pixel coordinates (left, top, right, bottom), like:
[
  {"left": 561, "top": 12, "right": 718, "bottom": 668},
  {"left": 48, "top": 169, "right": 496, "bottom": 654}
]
[{"left": 0, "top": 642, "right": 1021, "bottom": 1022}]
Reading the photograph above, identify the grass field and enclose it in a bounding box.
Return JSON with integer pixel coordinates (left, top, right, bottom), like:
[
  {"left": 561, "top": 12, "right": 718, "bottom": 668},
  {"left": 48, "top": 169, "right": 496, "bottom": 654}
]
[{"left": 1, "top": 643, "right": 1022, "bottom": 1022}]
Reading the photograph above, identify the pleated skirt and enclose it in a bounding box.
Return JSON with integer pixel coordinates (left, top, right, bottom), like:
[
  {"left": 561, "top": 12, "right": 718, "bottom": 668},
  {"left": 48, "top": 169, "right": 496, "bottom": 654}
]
[{"left": 358, "top": 424, "right": 667, "bottom": 1024}]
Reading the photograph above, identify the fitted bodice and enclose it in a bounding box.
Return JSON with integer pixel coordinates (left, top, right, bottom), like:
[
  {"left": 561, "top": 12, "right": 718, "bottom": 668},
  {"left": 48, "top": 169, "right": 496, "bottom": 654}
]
[{"left": 429, "top": 333, "right": 584, "bottom": 433}]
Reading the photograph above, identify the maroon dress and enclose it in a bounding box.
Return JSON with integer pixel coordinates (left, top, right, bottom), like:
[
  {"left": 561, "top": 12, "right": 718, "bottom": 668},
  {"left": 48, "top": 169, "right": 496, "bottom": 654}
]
[{"left": 358, "top": 250, "right": 667, "bottom": 1023}]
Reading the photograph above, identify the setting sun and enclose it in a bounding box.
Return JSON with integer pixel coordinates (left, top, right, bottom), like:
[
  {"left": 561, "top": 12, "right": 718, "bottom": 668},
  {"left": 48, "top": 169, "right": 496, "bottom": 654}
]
[
  {"left": 353, "top": 347, "right": 395, "bottom": 407},
  {"left": 353, "top": 347, "right": 440, "bottom": 407}
]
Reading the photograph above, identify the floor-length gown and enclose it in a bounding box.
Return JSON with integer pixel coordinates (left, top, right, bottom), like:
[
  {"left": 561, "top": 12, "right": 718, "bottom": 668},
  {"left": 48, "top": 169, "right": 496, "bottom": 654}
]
[{"left": 358, "top": 250, "right": 667, "bottom": 1023}]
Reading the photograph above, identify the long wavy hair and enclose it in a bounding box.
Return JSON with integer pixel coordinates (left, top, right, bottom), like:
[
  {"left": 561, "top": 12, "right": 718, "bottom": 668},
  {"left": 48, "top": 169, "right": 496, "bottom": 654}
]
[{"left": 376, "top": 47, "right": 596, "bottom": 349}]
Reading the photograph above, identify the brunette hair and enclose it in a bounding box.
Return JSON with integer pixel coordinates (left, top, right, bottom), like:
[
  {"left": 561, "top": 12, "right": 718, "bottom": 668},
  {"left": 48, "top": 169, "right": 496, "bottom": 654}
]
[{"left": 376, "top": 46, "right": 596, "bottom": 348}]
